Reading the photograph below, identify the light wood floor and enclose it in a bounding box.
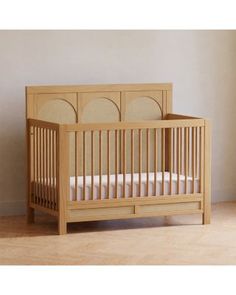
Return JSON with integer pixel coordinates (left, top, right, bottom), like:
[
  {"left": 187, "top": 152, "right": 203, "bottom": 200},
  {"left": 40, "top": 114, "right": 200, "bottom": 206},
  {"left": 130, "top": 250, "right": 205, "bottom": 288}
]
[{"left": 0, "top": 202, "right": 236, "bottom": 265}]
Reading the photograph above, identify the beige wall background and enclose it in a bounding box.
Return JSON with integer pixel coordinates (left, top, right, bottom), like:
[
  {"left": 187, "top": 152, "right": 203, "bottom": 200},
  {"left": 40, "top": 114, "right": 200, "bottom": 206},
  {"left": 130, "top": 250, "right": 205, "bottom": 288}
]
[{"left": 0, "top": 30, "right": 236, "bottom": 215}]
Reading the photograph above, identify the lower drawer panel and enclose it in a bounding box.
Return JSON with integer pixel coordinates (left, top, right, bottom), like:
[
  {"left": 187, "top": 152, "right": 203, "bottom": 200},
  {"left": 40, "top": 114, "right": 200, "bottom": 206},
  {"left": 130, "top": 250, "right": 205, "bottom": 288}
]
[
  {"left": 141, "top": 201, "right": 200, "bottom": 214},
  {"left": 68, "top": 205, "right": 134, "bottom": 221},
  {"left": 67, "top": 201, "right": 202, "bottom": 222}
]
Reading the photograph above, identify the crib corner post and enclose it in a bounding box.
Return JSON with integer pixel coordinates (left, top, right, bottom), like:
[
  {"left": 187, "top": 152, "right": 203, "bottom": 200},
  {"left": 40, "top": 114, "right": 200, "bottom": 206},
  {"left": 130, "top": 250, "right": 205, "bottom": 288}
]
[
  {"left": 26, "top": 119, "right": 35, "bottom": 224},
  {"left": 57, "top": 125, "right": 69, "bottom": 235},
  {"left": 203, "top": 120, "right": 211, "bottom": 224}
]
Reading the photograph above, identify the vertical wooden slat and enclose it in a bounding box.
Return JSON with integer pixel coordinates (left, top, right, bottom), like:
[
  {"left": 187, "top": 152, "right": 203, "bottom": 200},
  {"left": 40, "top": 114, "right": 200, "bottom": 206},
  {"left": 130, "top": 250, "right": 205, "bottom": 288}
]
[
  {"left": 49, "top": 129, "right": 52, "bottom": 209},
  {"left": 55, "top": 130, "right": 59, "bottom": 210},
  {"left": 131, "top": 129, "right": 134, "bottom": 198},
  {"left": 154, "top": 128, "right": 158, "bottom": 196},
  {"left": 83, "top": 131, "right": 86, "bottom": 201},
  {"left": 55, "top": 132, "right": 60, "bottom": 210},
  {"left": 185, "top": 127, "right": 189, "bottom": 194},
  {"left": 48, "top": 129, "right": 51, "bottom": 208},
  {"left": 52, "top": 130, "right": 56, "bottom": 210},
  {"left": 41, "top": 128, "right": 44, "bottom": 206},
  {"left": 39, "top": 127, "right": 42, "bottom": 206},
  {"left": 91, "top": 131, "right": 94, "bottom": 200},
  {"left": 146, "top": 129, "right": 150, "bottom": 196},
  {"left": 177, "top": 128, "right": 180, "bottom": 194},
  {"left": 200, "top": 127, "right": 204, "bottom": 193},
  {"left": 165, "top": 128, "right": 171, "bottom": 173},
  {"left": 123, "top": 130, "right": 126, "bottom": 198},
  {"left": 37, "top": 127, "right": 40, "bottom": 205},
  {"left": 139, "top": 129, "right": 142, "bottom": 197},
  {"left": 45, "top": 129, "right": 48, "bottom": 208},
  {"left": 42, "top": 128, "right": 45, "bottom": 206},
  {"left": 161, "top": 128, "right": 165, "bottom": 195},
  {"left": 46, "top": 129, "right": 49, "bottom": 208},
  {"left": 29, "top": 126, "right": 32, "bottom": 204},
  {"left": 43, "top": 128, "right": 46, "bottom": 207},
  {"left": 99, "top": 130, "right": 102, "bottom": 200},
  {"left": 115, "top": 130, "right": 118, "bottom": 198},
  {"left": 180, "top": 128, "right": 183, "bottom": 174},
  {"left": 119, "top": 130, "right": 122, "bottom": 174},
  {"left": 33, "top": 126, "right": 36, "bottom": 204},
  {"left": 195, "top": 127, "right": 198, "bottom": 178},
  {"left": 192, "top": 127, "right": 195, "bottom": 193},
  {"left": 55, "top": 130, "right": 59, "bottom": 211},
  {"left": 188, "top": 127, "right": 191, "bottom": 176},
  {"left": 107, "top": 130, "right": 110, "bottom": 199},
  {"left": 74, "top": 132, "right": 78, "bottom": 201},
  {"left": 36, "top": 127, "right": 39, "bottom": 204},
  {"left": 173, "top": 128, "right": 176, "bottom": 173},
  {"left": 169, "top": 129, "right": 173, "bottom": 195},
  {"left": 33, "top": 126, "right": 38, "bottom": 203},
  {"left": 51, "top": 130, "right": 54, "bottom": 209}
]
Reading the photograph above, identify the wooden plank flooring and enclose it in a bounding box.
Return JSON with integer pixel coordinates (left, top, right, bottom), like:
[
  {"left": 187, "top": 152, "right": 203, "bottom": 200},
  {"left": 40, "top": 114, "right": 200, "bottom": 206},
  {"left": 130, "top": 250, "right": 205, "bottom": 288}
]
[{"left": 0, "top": 202, "right": 236, "bottom": 265}]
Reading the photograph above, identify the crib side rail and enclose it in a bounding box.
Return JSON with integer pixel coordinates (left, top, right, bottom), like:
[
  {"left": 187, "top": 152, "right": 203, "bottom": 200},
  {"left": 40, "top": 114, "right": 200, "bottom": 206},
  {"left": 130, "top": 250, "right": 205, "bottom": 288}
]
[
  {"left": 65, "top": 117, "right": 208, "bottom": 202},
  {"left": 27, "top": 119, "right": 61, "bottom": 214}
]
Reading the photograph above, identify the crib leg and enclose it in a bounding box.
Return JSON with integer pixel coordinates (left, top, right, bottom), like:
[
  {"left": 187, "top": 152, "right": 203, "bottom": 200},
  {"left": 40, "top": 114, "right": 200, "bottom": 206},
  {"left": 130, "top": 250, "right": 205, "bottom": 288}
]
[
  {"left": 27, "top": 207, "right": 35, "bottom": 224},
  {"left": 202, "top": 212, "right": 210, "bottom": 224},
  {"left": 58, "top": 218, "right": 67, "bottom": 235},
  {"left": 202, "top": 191, "right": 211, "bottom": 224},
  {"left": 203, "top": 120, "right": 211, "bottom": 225}
]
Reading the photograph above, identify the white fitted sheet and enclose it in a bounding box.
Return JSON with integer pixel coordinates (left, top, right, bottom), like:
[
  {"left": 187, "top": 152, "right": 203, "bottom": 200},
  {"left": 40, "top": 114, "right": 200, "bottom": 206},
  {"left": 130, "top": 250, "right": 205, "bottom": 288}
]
[{"left": 70, "top": 172, "right": 199, "bottom": 201}]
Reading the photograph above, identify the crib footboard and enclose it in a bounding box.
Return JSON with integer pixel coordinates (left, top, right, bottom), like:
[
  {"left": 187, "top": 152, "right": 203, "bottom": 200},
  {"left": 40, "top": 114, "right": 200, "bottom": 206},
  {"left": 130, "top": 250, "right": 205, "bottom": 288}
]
[{"left": 27, "top": 115, "right": 211, "bottom": 235}]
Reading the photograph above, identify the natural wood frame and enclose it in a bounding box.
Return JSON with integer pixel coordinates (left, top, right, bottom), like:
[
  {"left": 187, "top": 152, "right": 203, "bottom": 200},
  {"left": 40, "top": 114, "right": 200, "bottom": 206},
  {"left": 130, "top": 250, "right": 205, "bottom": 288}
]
[{"left": 26, "top": 83, "right": 211, "bottom": 234}]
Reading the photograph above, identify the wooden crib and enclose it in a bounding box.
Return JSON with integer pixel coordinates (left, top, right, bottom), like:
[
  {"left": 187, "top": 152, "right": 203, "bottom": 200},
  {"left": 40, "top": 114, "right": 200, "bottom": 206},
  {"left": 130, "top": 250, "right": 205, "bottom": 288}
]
[{"left": 26, "top": 83, "right": 211, "bottom": 234}]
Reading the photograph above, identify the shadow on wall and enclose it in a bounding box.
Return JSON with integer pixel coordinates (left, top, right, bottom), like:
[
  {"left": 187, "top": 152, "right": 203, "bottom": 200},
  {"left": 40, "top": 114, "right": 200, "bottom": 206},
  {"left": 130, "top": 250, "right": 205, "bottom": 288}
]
[{"left": 0, "top": 129, "right": 27, "bottom": 215}]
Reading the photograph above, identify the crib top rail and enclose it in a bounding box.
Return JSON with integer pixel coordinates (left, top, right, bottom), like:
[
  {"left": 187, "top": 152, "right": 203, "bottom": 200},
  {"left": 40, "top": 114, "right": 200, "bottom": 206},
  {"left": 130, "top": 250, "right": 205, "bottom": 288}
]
[
  {"left": 26, "top": 83, "right": 172, "bottom": 94},
  {"left": 27, "top": 115, "right": 205, "bottom": 133}
]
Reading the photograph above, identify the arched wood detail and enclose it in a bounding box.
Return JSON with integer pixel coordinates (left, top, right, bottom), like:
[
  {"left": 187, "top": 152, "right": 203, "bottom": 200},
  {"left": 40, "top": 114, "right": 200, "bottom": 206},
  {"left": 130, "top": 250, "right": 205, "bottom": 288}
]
[
  {"left": 41, "top": 97, "right": 78, "bottom": 116},
  {"left": 82, "top": 97, "right": 121, "bottom": 117},
  {"left": 121, "top": 90, "right": 164, "bottom": 121},
  {"left": 81, "top": 97, "right": 121, "bottom": 124},
  {"left": 79, "top": 92, "right": 121, "bottom": 122},
  {"left": 29, "top": 93, "right": 78, "bottom": 121},
  {"left": 38, "top": 97, "right": 78, "bottom": 124},
  {"left": 127, "top": 95, "right": 163, "bottom": 118}
]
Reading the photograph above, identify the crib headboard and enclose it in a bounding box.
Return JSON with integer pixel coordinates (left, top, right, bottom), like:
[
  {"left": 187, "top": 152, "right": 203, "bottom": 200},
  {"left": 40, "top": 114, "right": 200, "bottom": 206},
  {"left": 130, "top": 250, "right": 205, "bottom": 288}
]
[{"left": 26, "top": 83, "right": 172, "bottom": 123}]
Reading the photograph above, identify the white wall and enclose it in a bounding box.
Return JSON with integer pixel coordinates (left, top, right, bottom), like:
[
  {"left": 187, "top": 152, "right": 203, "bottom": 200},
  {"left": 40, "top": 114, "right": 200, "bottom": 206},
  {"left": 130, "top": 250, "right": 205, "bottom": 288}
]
[{"left": 0, "top": 30, "right": 236, "bottom": 215}]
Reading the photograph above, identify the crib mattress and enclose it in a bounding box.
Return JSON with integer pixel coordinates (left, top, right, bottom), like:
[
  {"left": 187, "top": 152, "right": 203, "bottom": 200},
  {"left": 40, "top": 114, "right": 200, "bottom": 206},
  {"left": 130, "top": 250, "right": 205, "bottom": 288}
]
[{"left": 70, "top": 172, "right": 199, "bottom": 201}]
